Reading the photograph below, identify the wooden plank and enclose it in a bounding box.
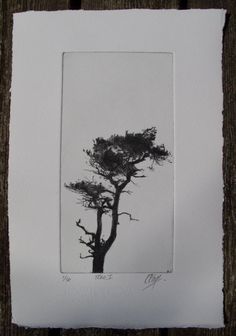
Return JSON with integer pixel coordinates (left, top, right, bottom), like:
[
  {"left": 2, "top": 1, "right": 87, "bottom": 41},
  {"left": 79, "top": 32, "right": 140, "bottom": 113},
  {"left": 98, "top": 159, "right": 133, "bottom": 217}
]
[
  {"left": 81, "top": 0, "right": 179, "bottom": 10},
  {"left": 61, "top": 328, "right": 169, "bottom": 336},
  {"left": 169, "top": 327, "right": 236, "bottom": 336},
  {"left": 188, "top": 0, "right": 224, "bottom": 8},
  {"left": 0, "top": 2, "right": 69, "bottom": 336}
]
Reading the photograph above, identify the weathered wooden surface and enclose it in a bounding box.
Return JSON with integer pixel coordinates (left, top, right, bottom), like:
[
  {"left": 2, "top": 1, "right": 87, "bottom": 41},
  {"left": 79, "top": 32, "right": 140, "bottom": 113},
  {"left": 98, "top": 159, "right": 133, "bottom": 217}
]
[
  {"left": 0, "top": 1, "right": 235, "bottom": 336},
  {"left": 81, "top": 0, "right": 179, "bottom": 9}
]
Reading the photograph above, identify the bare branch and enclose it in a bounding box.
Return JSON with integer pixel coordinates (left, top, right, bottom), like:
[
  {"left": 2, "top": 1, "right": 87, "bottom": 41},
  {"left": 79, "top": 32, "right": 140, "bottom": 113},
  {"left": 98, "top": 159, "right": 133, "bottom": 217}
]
[
  {"left": 76, "top": 219, "right": 95, "bottom": 238},
  {"left": 118, "top": 212, "right": 139, "bottom": 221},
  {"left": 79, "top": 236, "right": 95, "bottom": 250},
  {"left": 119, "top": 174, "right": 131, "bottom": 191},
  {"left": 80, "top": 253, "right": 93, "bottom": 259},
  {"left": 101, "top": 189, "right": 115, "bottom": 195},
  {"left": 130, "top": 179, "right": 137, "bottom": 186},
  {"left": 133, "top": 175, "right": 146, "bottom": 178},
  {"left": 121, "top": 190, "right": 133, "bottom": 195}
]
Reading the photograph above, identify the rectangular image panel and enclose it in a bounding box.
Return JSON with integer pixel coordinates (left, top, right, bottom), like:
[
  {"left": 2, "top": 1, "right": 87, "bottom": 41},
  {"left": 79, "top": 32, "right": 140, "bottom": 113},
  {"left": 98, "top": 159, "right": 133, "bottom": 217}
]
[{"left": 60, "top": 52, "right": 174, "bottom": 273}]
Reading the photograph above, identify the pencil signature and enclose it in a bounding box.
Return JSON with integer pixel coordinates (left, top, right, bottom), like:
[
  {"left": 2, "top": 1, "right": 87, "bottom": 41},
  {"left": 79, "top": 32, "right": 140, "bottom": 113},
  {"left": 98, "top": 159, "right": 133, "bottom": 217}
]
[{"left": 143, "top": 273, "right": 164, "bottom": 290}]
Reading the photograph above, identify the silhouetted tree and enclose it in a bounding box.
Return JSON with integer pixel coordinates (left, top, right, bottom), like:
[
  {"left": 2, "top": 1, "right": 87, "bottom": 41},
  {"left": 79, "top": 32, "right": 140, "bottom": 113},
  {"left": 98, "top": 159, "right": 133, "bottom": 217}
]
[{"left": 65, "top": 127, "right": 170, "bottom": 273}]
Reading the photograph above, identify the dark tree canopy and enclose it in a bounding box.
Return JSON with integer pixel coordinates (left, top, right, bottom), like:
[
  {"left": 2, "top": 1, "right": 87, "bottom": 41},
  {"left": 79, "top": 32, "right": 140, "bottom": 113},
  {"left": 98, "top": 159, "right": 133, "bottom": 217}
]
[
  {"left": 85, "top": 127, "right": 169, "bottom": 179},
  {"left": 65, "top": 127, "right": 170, "bottom": 273},
  {"left": 66, "top": 179, "right": 113, "bottom": 213}
]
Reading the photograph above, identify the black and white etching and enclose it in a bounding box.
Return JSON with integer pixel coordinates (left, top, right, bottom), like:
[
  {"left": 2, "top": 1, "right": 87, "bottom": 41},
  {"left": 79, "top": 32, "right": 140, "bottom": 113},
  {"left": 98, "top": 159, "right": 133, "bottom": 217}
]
[{"left": 60, "top": 52, "right": 174, "bottom": 273}]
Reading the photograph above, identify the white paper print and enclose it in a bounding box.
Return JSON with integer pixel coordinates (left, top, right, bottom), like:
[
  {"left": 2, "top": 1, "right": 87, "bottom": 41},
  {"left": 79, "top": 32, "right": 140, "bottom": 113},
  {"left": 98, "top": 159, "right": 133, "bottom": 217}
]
[{"left": 9, "top": 9, "right": 225, "bottom": 328}]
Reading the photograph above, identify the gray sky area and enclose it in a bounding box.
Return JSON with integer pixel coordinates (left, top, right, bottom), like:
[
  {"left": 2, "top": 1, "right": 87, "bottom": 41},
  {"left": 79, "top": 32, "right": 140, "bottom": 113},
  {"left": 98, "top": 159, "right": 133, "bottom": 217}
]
[{"left": 60, "top": 52, "right": 173, "bottom": 273}]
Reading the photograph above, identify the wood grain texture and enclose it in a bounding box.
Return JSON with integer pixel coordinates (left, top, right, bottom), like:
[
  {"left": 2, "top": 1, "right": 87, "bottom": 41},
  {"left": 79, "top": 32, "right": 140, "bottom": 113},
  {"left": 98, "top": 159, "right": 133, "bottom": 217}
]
[
  {"left": 1, "top": 1, "right": 235, "bottom": 336},
  {"left": 169, "top": 327, "right": 236, "bottom": 336},
  {"left": 60, "top": 329, "right": 164, "bottom": 336},
  {"left": 81, "top": 0, "right": 179, "bottom": 9}
]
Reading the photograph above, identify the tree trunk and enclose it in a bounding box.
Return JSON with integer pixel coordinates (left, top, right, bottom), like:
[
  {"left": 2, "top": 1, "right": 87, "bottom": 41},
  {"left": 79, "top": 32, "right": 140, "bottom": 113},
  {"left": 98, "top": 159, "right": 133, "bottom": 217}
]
[
  {"left": 92, "top": 251, "right": 105, "bottom": 273},
  {"left": 95, "top": 209, "right": 103, "bottom": 247},
  {"left": 103, "top": 192, "right": 120, "bottom": 255},
  {"left": 92, "top": 209, "right": 106, "bottom": 273},
  {"left": 92, "top": 192, "right": 121, "bottom": 273}
]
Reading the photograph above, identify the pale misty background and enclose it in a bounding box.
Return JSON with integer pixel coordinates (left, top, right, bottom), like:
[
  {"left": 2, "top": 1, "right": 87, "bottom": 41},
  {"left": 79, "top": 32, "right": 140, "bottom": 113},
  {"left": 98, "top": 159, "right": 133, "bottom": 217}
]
[{"left": 60, "top": 52, "right": 173, "bottom": 273}]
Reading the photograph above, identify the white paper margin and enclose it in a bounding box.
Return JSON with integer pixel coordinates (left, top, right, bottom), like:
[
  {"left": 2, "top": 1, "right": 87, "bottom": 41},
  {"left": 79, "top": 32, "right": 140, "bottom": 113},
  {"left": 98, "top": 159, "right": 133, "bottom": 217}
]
[{"left": 9, "top": 9, "right": 225, "bottom": 328}]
